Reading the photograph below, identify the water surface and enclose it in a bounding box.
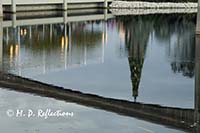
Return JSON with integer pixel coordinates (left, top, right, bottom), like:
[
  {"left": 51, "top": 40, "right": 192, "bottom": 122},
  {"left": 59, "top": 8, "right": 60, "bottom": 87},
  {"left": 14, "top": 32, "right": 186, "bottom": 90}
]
[{"left": 1, "top": 14, "right": 195, "bottom": 109}]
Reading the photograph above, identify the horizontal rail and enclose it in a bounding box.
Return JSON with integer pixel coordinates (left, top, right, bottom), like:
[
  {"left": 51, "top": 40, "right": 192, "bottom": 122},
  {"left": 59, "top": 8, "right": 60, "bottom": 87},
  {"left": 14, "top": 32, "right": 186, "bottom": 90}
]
[
  {"left": 1, "top": 0, "right": 112, "bottom": 13},
  {"left": 2, "top": 13, "right": 114, "bottom": 27},
  {"left": 3, "top": 0, "right": 112, "bottom": 4}
]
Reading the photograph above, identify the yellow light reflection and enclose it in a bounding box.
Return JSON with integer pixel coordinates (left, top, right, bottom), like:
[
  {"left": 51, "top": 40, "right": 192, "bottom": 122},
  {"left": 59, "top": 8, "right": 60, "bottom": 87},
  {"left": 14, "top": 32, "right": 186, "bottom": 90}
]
[
  {"left": 105, "top": 32, "right": 108, "bottom": 44},
  {"left": 20, "top": 29, "right": 23, "bottom": 36},
  {"left": 20, "top": 29, "right": 27, "bottom": 36},
  {"left": 15, "top": 44, "right": 19, "bottom": 57},
  {"left": 10, "top": 45, "right": 13, "bottom": 64},
  {"left": 61, "top": 36, "right": 65, "bottom": 50},
  {"left": 61, "top": 36, "right": 65, "bottom": 62},
  {"left": 24, "top": 29, "right": 27, "bottom": 36},
  {"left": 102, "top": 32, "right": 105, "bottom": 44}
]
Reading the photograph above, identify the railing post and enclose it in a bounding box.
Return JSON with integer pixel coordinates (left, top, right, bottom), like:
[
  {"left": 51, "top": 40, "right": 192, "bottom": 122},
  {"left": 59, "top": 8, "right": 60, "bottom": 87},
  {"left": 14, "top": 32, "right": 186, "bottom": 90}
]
[
  {"left": 12, "top": 14, "right": 16, "bottom": 28},
  {"left": 104, "top": 0, "right": 108, "bottom": 8},
  {"left": 0, "top": 0, "right": 3, "bottom": 17},
  {"left": 63, "top": 0, "right": 67, "bottom": 10},
  {"left": 104, "top": 9, "right": 107, "bottom": 21},
  {"left": 63, "top": 11, "right": 68, "bottom": 24},
  {"left": 196, "top": 0, "right": 200, "bottom": 34},
  {"left": 11, "top": 0, "right": 16, "bottom": 13}
]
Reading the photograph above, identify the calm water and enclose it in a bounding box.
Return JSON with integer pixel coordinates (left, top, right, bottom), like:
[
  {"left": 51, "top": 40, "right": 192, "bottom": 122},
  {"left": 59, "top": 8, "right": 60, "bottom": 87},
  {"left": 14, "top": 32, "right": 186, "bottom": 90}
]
[{"left": 0, "top": 13, "right": 197, "bottom": 132}]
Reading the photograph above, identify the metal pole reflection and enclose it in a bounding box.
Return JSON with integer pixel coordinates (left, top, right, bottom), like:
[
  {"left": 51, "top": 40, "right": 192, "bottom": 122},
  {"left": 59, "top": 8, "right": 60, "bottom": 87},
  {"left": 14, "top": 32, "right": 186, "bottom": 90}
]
[
  {"left": 195, "top": 35, "right": 200, "bottom": 132},
  {"left": 17, "top": 26, "right": 21, "bottom": 76},
  {"left": 197, "top": 0, "right": 200, "bottom": 34},
  {"left": 0, "top": 17, "right": 3, "bottom": 71}
]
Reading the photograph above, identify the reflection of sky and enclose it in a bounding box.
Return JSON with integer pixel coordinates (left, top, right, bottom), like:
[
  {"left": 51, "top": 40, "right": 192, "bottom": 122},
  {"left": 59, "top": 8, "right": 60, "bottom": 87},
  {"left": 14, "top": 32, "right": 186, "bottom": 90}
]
[
  {"left": 30, "top": 23, "right": 134, "bottom": 101},
  {"left": 0, "top": 88, "right": 184, "bottom": 133},
  {"left": 138, "top": 32, "right": 194, "bottom": 108},
  {"left": 2, "top": 15, "right": 195, "bottom": 109},
  {"left": 29, "top": 18, "right": 194, "bottom": 109},
  {"left": 0, "top": 14, "right": 196, "bottom": 133}
]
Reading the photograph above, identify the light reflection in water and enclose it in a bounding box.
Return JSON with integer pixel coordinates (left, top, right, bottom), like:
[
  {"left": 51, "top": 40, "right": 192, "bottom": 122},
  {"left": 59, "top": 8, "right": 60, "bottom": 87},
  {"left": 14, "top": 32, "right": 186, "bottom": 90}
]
[
  {"left": 0, "top": 14, "right": 196, "bottom": 109},
  {"left": 0, "top": 12, "right": 198, "bottom": 133},
  {"left": 3, "top": 22, "right": 106, "bottom": 75},
  {"left": 9, "top": 45, "right": 13, "bottom": 66}
]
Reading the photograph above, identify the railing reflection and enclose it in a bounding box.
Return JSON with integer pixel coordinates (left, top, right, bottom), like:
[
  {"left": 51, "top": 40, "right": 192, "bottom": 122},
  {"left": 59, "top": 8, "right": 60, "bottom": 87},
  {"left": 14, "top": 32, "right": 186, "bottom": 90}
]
[{"left": 1, "top": 21, "right": 107, "bottom": 76}]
